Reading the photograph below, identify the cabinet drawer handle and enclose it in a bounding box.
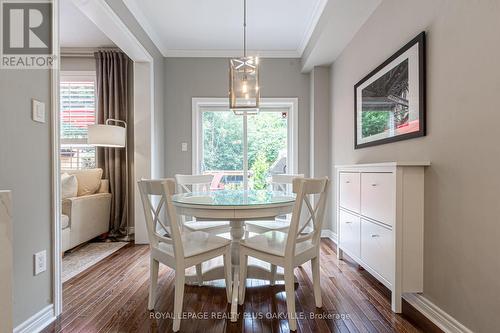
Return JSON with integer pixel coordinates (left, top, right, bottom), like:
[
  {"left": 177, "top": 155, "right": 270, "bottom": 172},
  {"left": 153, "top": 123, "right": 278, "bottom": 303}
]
[
  {"left": 345, "top": 180, "right": 351, "bottom": 184},
  {"left": 371, "top": 183, "right": 378, "bottom": 187},
  {"left": 345, "top": 221, "right": 353, "bottom": 224},
  {"left": 370, "top": 234, "right": 380, "bottom": 238}
]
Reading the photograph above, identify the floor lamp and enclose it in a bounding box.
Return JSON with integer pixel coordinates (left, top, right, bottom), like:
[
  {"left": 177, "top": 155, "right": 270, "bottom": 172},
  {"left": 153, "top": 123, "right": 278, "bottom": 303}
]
[{"left": 88, "top": 119, "right": 133, "bottom": 242}]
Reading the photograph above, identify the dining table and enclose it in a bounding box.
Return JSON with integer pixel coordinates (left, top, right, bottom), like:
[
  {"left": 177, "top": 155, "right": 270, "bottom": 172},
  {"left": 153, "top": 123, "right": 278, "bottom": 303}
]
[{"left": 171, "top": 189, "right": 296, "bottom": 321}]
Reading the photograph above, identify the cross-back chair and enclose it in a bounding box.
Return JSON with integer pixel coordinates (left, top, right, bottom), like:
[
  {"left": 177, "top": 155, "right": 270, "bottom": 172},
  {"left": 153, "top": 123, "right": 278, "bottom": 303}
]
[
  {"left": 238, "top": 177, "right": 329, "bottom": 331},
  {"left": 138, "top": 178, "right": 232, "bottom": 332},
  {"left": 245, "top": 173, "right": 304, "bottom": 234},
  {"left": 175, "top": 174, "right": 230, "bottom": 233}
]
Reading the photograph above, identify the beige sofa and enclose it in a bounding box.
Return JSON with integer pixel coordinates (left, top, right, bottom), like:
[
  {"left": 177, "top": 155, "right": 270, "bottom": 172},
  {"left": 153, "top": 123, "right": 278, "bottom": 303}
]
[{"left": 61, "top": 169, "right": 112, "bottom": 252}]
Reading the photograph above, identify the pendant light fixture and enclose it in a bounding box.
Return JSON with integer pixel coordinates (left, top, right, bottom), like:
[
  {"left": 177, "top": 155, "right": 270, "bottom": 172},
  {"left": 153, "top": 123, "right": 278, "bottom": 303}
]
[{"left": 229, "top": 0, "right": 260, "bottom": 115}]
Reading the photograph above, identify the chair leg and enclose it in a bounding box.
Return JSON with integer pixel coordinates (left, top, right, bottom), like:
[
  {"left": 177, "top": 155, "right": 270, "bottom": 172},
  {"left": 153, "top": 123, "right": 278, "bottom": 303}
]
[
  {"left": 270, "top": 264, "right": 277, "bottom": 286},
  {"left": 238, "top": 252, "right": 248, "bottom": 305},
  {"left": 195, "top": 263, "right": 203, "bottom": 286},
  {"left": 173, "top": 271, "right": 185, "bottom": 332},
  {"left": 311, "top": 256, "right": 322, "bottom": 308},
  {"left": 284, "top": 266, "right": 297, "bottom": 331},
  {"left": 148, "top": 258, "right": 159, "bottom": 310},
  {"left": 223, "top": 249, "right": 233, "bottom": 303}
]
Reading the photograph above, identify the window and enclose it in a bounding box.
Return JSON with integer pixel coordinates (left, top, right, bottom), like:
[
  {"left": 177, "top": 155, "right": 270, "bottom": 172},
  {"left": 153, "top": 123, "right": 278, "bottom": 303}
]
[
  {"left": 193, "top": 98, "right": 298, "bottom": 190},
  {"left": 60, "top": 72, "right": 97, "bottom": 170}
]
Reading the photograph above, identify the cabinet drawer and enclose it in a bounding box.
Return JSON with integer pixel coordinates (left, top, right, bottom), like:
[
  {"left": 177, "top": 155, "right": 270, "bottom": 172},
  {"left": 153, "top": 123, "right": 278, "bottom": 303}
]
[
  {"left": 339, "top": 172, "right": 360, "bottom": 213},
  {"left": 360, "top": 219, "right": 393, "bottom": 283},
  {"left": 339, "top": 209, "right": 360, "bottom": 258},
  {"left": 361, "top": 172, "right": 395, "bottom": 226}
]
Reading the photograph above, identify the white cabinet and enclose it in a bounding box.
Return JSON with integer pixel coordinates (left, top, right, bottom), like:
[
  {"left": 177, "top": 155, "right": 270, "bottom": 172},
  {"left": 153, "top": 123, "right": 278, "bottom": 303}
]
[
  {"left": 336, "top": 162, "right": 429, "bottom": 313},
  {"left": 339, "top": 209, "right": 361, "bottom": 258},
  {"left": 360, "top": 219, "right": 393, "bottom": 282},
  {"left": 339, "top": 172, "right": 360, "bottom": 213},
  {"left": 360, "top": 172, "right": 395, "bottom": 226}
]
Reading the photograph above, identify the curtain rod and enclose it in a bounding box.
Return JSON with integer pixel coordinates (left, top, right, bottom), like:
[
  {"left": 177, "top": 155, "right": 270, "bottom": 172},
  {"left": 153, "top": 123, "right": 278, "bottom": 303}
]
[{"left": 61, "top": 47, "right": 121, "bottom": 57}]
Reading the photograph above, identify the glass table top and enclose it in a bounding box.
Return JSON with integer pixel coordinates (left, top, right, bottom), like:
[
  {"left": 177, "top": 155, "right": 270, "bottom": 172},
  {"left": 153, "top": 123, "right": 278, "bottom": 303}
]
[{"left": 172, "top": 190, "right": 296, "bottom": 207}]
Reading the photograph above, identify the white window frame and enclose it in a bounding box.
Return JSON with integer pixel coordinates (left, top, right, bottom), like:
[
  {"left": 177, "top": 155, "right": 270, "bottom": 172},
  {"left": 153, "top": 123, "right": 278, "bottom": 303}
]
[
  {"left": 192, "top": 97, "right": 299, "bottom": 187},
  {"left": 60, "top": 71, "right": 97, "bottom": 169}
]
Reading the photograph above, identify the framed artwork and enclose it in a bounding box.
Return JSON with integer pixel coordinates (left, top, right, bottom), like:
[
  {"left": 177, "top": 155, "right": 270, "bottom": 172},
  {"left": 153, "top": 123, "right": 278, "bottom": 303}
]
[{"left": 354, "top": 31, "right": 426, "bottom": 149}]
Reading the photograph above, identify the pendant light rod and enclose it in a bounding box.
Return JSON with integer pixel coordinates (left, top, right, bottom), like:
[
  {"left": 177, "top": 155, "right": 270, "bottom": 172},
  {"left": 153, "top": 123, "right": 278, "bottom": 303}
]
[{"left": 243, "top": 0, "right": 247, "bottom": 58}]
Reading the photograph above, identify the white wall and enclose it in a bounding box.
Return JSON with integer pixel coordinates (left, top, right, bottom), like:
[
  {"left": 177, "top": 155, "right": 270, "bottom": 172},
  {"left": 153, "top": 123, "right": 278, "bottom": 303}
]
[
  {"left": 0, "top": 69, "right": 53, "bottom": 326},
  {"left": 164, "top": 58, "right": 311, "bottom": 177},
  {"left": 330, "top": 0, "right": 500, "bottom": 331}
]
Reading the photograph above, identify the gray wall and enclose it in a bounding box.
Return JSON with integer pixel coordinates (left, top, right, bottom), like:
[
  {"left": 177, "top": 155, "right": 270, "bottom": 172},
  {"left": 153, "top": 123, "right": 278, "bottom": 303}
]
[
  {"left": 309, "top": 66, "right": 332, "bottom": 229},
  {"left": 164, "top": 58, "right": 310, "bottom": 177},
  {"left": 60, "top": 56, "right": 95, "bottom": 72},
  {"left": 0, "top": 70, "right": 53, "bottom": 326},
  {"left": 330, "top": 0, "right": 500, "bottom": 331}
]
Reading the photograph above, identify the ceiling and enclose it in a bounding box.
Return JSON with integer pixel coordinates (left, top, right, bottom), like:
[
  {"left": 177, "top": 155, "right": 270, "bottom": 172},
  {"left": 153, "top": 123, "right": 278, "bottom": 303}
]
[
  {"left": 123, "top": 0, "right": 327, "bottom": 58},
  {"left": 60, "top": 0, "right": 115, "bottom": 48}
]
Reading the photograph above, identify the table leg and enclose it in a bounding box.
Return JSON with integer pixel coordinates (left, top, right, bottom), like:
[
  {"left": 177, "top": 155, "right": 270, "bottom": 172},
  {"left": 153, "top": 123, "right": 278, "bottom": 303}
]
[{"left": 229, "top": 220, "right": 244, "bottom": 322}]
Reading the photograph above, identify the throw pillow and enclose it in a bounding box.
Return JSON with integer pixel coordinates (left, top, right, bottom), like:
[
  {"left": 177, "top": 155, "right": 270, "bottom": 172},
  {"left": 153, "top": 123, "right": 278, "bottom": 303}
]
[
  {"left": 66, "top": 168, "right": 103, "bottom": 196},
  {"left": 61, "top": 173, "right": 78, "bottom": 199}
]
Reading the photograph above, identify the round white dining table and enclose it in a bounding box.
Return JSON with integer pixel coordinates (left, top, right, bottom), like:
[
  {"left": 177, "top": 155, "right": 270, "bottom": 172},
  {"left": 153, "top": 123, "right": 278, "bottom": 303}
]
[{"left": 171, "top": 189, "right": 296, "bottom": 322}]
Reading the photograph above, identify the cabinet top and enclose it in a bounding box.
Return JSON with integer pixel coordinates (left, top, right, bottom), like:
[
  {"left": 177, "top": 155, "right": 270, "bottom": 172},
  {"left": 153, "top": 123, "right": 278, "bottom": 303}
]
[{"left": 335, "top": 161, "right": 430, "bottom": 168}]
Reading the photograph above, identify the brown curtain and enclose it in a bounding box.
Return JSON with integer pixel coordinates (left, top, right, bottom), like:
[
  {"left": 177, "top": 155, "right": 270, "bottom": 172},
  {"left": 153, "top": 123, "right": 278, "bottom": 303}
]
[{"left": 95, "top": 50, "right": 130, "bottom": 235}]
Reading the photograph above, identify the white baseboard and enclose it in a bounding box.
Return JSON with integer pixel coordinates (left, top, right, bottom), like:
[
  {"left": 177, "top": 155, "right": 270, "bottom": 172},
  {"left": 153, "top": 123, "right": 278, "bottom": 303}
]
[
  {"left": 14, "top": 304, "right": 55, "bottom": 333},
  {"left": 403, "top": 294, "right": 473, "bottom": 333},
  {"left": 321, "top": 229, "right": 337, "bottom": 243}
]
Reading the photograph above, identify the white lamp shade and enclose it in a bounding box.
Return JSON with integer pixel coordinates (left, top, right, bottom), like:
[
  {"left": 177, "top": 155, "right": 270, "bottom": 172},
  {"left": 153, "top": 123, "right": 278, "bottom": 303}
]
[{"left": 88, "top": 124, "right": 126, "bottom": 148}]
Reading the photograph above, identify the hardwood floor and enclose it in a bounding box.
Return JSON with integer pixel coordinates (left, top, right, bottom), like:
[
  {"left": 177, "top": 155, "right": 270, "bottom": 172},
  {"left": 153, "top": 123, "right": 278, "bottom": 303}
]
[{"left": 43, "top": 239, "right": 426, "bottom": 333}]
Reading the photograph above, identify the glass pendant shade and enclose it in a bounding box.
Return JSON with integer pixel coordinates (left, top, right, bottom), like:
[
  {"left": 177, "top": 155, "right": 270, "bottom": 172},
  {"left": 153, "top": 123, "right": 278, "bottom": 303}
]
[{"left": 229, "top": 57, "right": 260, "bottom": 114}]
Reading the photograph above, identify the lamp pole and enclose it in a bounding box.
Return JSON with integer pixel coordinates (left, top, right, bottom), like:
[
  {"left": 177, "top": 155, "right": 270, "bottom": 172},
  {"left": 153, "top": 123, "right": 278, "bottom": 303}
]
[{"left": 105, "top": 119, "right": 132, "bottom": 242}]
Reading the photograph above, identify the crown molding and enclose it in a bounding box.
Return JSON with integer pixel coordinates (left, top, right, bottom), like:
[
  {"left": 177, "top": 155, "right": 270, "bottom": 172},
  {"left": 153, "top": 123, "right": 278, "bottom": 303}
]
[
  {"left": 164, "top": 49, "right": 300, "bottom": 58},
  {"left": 297, "top": 0, "right": 328, "bottom": 56},
  {"left": 122, "top": 0, "right": 325, "bottom": 59}
]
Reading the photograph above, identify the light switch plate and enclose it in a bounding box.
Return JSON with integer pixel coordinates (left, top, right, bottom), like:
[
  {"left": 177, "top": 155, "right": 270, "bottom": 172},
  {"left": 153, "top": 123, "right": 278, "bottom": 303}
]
[
  {"left": 32, "top": 99, "right": 45, "bottom": 123},
  {"left": 181, "top": 142, "right": 188, "bottom": 152},
  {"left": 34, "top": 250, "right": 46, "bottom": 275}
]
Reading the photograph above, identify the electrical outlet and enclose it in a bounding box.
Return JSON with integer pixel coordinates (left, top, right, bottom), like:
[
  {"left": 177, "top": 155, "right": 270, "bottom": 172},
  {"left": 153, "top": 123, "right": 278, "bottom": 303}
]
[
  {"left": 34, "top": 250, "right": 46, "bottom": 275},
  {"left": 181, "top": 142, "right": 188, "bottom": 152}
]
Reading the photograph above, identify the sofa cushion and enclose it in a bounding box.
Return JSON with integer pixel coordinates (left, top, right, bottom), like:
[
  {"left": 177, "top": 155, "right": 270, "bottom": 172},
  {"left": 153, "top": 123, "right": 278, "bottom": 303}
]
[
  {"left": 61, "top": 173, "right": 78, "bottom": 199},
  {"left": 66, "top": 168, "right": 103, "bottom": 196},
  {"left": 61, "top": 214, "right": 70, "bottom": 229}
]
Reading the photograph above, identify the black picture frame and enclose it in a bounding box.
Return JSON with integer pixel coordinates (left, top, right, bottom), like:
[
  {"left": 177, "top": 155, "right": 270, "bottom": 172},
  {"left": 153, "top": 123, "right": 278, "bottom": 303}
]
[{"left": 354, "top": 31, "right": 426, "bottom": 149}]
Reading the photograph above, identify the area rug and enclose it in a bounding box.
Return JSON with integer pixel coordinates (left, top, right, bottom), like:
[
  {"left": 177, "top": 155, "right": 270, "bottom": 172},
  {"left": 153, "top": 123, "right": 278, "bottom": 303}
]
[{"left": 62, "top": 242, "right": 128, "bottom": 283}]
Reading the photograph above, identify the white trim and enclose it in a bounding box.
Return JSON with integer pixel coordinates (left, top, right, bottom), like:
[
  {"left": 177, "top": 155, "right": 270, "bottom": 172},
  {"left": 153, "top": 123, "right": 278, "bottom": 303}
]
[
  {"left": 191, "top": 97, "right": 299, "bottom": 180},
  {"left": 51, "top": 0, "right": 62, "bottom": 317},
  {"left": 403, "top": 294, "right": 474, "bottom": 333},
  {"left": 297, "top": 0, "right": 328, "bottom": 56},
  {"left": 321, "top": 229, "right": 337, "bottom": 243},
  {"left": 122, "top": 0, "right": 168, "bottom": 56},
  {"left": 14, "top": 305, "right": 55, "bottom": 333},
  {"left": 60, "top": 70, "right": 96, "bottom": 81},
  {"left": 164, "top": 49, "right": 300, "bottom": 58},
  {"left": 71, "top": 0, "right": 152, "bottom": 62}
]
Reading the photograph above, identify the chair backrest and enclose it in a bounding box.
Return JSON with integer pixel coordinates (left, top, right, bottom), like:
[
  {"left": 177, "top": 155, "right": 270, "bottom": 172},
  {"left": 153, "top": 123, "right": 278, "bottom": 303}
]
[
  {"left": 271, "top": 174, "right": 304, "bottom": 192},
  {"left": 175, "top": 174, "right": 213, "bottom": 193},
  {"left": 285, "top": 177, "right": 329, "bottom": 258},
  {"left": 138, "top": 178, "right": 184, "bottom": 258}
]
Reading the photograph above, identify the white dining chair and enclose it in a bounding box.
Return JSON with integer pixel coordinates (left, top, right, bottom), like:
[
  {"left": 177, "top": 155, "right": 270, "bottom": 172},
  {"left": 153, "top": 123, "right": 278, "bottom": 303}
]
[
  {"left": 238, "top": 177, "right": 329, "bottom": 331},
  {"left": 245, "top": 173, "right": 304, "bottom": 234},
  {"left": 138, "top": 178, "right": 232, "bottom": 332},
  {"left": 175, "top": 174, "right": 231, "bottom": 234}
]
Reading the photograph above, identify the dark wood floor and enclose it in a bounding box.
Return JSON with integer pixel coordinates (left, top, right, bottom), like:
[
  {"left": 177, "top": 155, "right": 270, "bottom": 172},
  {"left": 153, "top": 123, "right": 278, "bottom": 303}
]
[{"left": 43, "top": 239, "right": 426, "bottom": 333}]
